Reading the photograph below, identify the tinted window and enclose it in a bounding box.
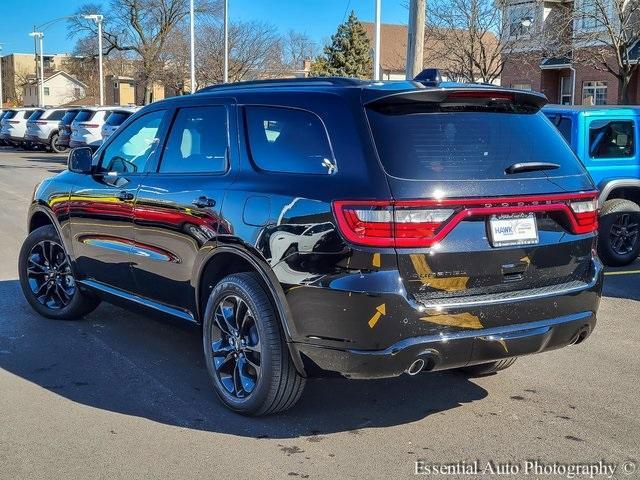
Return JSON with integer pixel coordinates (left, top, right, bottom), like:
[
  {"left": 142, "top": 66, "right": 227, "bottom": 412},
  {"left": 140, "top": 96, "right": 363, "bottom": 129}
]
[
  {"left": 366, "top": 109, "right": 585, "bottom": 180},
  {"left": 21, "top": 111, "right": 35, "bottom": 120},
  {"left": 61, "top": 110, "right": 80, "bottom": 125},
  {"left": 3, "top": 111, "right": 17, "bottom": 120},
  {"left": 106, "top": 111, "right": 133, "bottom": 127},
  {"left": 45, "top": 110, "right": 66, "bottom": 121},
  {"left": 245, "top": 106, "right": 334, "bottom": 175},
  {"left": 546, "top": 114, "right": 573, "bottom": 145},
  {"left": 29, "top": 110, "right": 45, "bottom": 121},
  {"left": 160, "top": 106, "right": 228, "bottom": 174},
  {"left": 589, "top": 120, "right": 635, "bottom": 158},
  {"left": 100, "top": 110, "right": 165, "bottom": 174},
  {"left": 75, "top": 110, "right": 96, "bottom": 122}
]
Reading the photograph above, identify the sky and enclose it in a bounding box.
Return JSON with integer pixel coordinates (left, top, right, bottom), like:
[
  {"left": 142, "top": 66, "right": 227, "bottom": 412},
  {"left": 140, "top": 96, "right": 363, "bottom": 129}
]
[{"left": 0, "top": 0, "right": 410, "bottom": 55}]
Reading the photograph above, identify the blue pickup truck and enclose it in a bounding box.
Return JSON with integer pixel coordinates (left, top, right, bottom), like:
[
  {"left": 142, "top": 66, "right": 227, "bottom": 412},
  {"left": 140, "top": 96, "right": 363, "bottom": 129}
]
[{"left": 544, "top": 105, "right": 640, "bottom": 266}]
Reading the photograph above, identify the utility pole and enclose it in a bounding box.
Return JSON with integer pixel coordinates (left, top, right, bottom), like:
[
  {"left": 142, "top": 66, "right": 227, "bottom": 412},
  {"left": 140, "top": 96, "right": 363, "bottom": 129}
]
[
  {"left": 0, "top": 44, "right": 4, "bottom": 109},
  {"left": 29, "top": 32, "right": 45, "bottom": 107},
  {"left": 223, "top": 0, "right": 229, "bottom": 83},
  {"left": 189, "top": 0, "right": 196, "bottom": 92},
  {"left": 406, "top": 0, "right": 426, "bottom": 79},
  {"left": 83, "top": 15, "right": 105, "bottom": 106},
  {"left": 373, "top": 0, "right": 381, "bottom": 81}
]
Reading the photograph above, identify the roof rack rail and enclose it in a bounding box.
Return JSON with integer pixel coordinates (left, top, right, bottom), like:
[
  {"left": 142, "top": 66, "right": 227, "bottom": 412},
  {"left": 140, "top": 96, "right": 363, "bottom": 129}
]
[{"left": 197, "top": 76, "right": 367, "bottom": 93}]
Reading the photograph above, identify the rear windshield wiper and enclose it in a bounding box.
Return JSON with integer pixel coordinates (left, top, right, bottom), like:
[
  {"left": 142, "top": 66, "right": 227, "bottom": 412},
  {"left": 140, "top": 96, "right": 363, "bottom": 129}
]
[{"left": 505, "top": 162, "right": 561, "bottom": 174}]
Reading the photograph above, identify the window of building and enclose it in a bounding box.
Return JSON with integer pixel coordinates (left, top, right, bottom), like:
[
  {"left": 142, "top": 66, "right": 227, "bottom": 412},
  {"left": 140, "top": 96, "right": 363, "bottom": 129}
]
[
  {"left": 43, "top": 87, "right": 50, "bottom": 96},
  {"left": 159, "top": 106, "right": 228, "bottom": 174},
  {"left": 508, "top": 4, "right": 536, "bottom": 37},
  {"left": 245, "top": 106, "right": 335, "bottom": 175},
  {"left": 578, "top": 0, "right": 603, "bottom": 30},
  {"left": 74, "top": 88, "right": 81, "bottom": 97},
  {"left": 582, "top": 81, "right": 607, "bottom": 105},
  {"left": 589, "top": 120, "right": 635, "bottom": 158},
  {"left": 512, "top": 83, "right": 532, "bottom": 91},
  {"left": 560, "top": 76, "right": 572, "bottom": 105}
]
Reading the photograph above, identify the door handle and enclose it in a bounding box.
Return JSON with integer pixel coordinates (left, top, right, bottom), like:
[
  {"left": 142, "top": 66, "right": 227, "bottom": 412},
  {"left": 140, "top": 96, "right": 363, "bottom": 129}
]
[
  {"left": 192, "top": 196, "right": 216, "bottom": 208},
  {"left": 117, "top": 191, "right": 134, "bottom": 201}
]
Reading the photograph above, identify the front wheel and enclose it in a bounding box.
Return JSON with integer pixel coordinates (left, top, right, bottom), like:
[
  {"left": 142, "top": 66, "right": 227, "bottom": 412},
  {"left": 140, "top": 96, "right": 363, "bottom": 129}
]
[
  {"left": 18, "top": 225, "right": 100, "bottom": 320},
  {"left": 598, "top": 199, "right": 640, "bottom": 267},
  {"left": 203, "top": 272, "right": 305, "bottom": 415}
]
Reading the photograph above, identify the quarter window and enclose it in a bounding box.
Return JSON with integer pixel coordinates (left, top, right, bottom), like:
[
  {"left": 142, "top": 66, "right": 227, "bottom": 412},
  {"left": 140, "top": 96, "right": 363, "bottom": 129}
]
[
  {"left": 100, "top": 110, "right": 165, "bottom": 174},
  {"left": 160, "top": 106, "right": 228, "bottom": 174},
  {"left": 589, "top": 120, "right": 635, "bottom": 159},
  {"left": 245, "top": 106, "right": 335, "bottom": 175},
  {"left": 582, "top": 81, "right": 607, "bottom": 105}
]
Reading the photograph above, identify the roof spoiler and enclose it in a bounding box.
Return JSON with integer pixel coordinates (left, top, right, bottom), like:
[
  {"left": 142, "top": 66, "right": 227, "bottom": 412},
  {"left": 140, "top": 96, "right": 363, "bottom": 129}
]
[{"left": 366, "top": 87, "right": 549, "bottom": 112}]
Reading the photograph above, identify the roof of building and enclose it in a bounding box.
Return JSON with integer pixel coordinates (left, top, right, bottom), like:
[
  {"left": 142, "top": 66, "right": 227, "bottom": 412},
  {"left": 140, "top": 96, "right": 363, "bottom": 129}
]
[{"left": 23, "top": 71, "right": 87, "bottom": 88}]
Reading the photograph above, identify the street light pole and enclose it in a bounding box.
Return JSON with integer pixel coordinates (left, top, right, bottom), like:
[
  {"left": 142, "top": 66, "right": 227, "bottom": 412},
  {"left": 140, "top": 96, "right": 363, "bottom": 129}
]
[
  {"left": 29, "top": 32, "right": 45, "bottom": 107},
  {"left": 190, "top": 0, "right": 196, "bottom": 93},
  {"left": 0, "top": 44, "right": 4, "bottom": 109},
  {"left": 83, "top": 15, "right": 105, "bottom": 106},
  {"left": 223, "top": 0, "right": 229, "bottom": 83},
  {"left": 374, "top": 0, "right": 381, "bottom": 81}
]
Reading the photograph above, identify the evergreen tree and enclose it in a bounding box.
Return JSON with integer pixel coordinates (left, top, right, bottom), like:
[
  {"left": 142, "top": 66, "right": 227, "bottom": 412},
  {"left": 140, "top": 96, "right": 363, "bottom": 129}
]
[{"left": 310, "top": 12, "right": 373, "bottom": 79}]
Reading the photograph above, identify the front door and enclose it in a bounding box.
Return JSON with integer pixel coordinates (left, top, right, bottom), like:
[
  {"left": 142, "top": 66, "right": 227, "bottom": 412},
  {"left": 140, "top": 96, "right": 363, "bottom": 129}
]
[
  {"left": 132, "top": 103, "right": 236, "bottom": 314},
  {"left": 69, "top": 109, "right": 169, "bottom": 293}
]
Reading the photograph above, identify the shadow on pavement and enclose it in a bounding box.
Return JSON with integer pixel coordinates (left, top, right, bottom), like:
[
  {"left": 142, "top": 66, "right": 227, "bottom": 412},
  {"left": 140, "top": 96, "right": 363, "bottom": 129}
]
[
  {"left": 602, "top": 258, "right": 640, "bottom": 301},
  {"left": 0, "top": 279, "right": 487, "bottom": 439}
]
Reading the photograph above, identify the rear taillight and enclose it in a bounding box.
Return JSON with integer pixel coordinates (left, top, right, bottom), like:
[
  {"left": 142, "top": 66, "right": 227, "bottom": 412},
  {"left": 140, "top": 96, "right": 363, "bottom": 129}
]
[
  {"left": 333, "top": 192, "right": 599, "bottom": 248},
  {"left": 35, "top": 121, "right": 48, "bottom": 125},
  {"left": 79, "top": 123, "right": 99, "bottom": 129},
  {"left": 7, "top": 120, "right": 19, "bottom": 124},
  {"left": 569, "top": 198, "right": 599, "bottom": 234}
]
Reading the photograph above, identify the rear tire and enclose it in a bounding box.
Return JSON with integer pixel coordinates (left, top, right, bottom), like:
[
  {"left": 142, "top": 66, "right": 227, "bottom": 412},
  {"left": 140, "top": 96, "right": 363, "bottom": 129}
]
[
  {"left": 50, "top": 133, "right": 67, "bottom": 153},
  {"left": 202, "top": 272, "right": 305, "bottom": 415},
  {"left": 457, "top": 358, "right": 518, "bottom": 376},
  {"left": 598, "top": 199, "right": 640, "bottom": 267},
  {"left": 18, "top": 225, "right": 100, "bottom": 320}
]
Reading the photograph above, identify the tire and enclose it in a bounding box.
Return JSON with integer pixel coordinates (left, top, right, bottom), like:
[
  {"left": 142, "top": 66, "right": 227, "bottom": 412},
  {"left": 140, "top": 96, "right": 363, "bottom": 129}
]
[
  {"left": 50, "top": 133, "right": 67, "bottom": 153},
  {"left": 457, "top": 357, "right": 518, "bottom": 376},
  {"left": 202, "top": 272, "right": 305, "bottom": 415},
  {"left": 18, "top": 225, "right": 100, "bottom": 320},
  {"left": 598, "top": 199, "right": 640, "bottom": 267}
]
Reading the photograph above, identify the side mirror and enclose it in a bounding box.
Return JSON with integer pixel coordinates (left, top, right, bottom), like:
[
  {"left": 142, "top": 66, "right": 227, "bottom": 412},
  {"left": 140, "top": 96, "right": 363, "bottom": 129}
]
[{"left": 68, "top": 147, "right": 93, "bottom": 174}]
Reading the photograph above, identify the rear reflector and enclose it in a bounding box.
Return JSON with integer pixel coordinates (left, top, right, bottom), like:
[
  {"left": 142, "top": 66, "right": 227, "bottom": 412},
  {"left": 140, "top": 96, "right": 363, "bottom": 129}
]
[{"left": 333, "top": 192, "right": 599, "bottom": 248}]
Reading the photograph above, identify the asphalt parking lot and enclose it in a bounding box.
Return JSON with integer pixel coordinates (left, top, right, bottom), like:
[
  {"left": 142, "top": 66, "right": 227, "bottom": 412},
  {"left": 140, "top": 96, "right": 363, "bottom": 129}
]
[{"left": 0, "top": 147, "right": 638, "bottom": 480}]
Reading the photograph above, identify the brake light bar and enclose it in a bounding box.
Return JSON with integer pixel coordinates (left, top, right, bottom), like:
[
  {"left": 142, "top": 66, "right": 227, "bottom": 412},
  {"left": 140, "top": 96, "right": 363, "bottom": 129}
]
[
  {"left": 446, "top": 91, "right": 515, "bottom": 102},
  {"left": 333, "top": 192, "right": 599, "bottom": 248}
]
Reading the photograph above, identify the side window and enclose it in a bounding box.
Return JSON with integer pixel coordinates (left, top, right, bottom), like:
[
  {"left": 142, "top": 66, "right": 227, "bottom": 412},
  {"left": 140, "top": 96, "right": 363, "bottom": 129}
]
[
  {"left": 547, "top": 114, "right": 572, "bottom": 145},
  {"left": 245, "top": 106, "right": 335, "bottom": 175},
  {"left": 160, "top": 106, "right": 228, "bottom": 173},
  {"left": 589, "top": 120, "right": 635, "bottom": 159},
  {"left": 100, "top": 110, "right": 165, "bottom": 174}
]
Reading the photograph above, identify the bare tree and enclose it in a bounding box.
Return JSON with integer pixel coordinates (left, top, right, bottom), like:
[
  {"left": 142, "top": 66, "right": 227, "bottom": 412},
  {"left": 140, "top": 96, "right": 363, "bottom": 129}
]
[
  {"left": 570, "top": 0, "right": 640, "bottom": 103},
  {"left": 282, "top": 30, "right": 318, "bottom": 70},
  {"left": 68, "top": 0, "right": 220, "bottom": 104},
  {"left": 426, "top": 0, "right": 533, "bottom": 83}
]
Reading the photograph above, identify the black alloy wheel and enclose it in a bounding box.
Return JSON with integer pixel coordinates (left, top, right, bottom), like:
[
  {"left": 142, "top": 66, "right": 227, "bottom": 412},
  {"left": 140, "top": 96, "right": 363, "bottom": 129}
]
[
  {"left": 26, "top": 239, "right": 76, "bottom": 310},
  {"left": 609, "top": 213, "right": 639, "bottom": 256},
  {"left": 210, "top": 295, "right": 262, "bottom": 398}
]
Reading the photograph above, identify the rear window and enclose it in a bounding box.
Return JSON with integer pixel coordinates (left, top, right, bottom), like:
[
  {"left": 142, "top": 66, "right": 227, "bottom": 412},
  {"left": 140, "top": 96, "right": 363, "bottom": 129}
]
[
  {"left": 75, "top": 110, "right": 96, "bottom": 122},
  {"left": 106, "top": 111, "right": 132, "bottom": 127},
  {"left": 44, "top": 110, "right": 65, "bottom": 121},
  {"left": 2, "top": 111, "right": 16, "bottom": 120},
  {"left": 61, "top": 110, "right": 80, "bottom": 125},
  {"left": 366, "top": 109, "right": 585, "bottom": 180},
  {"left": 29, "top": 110, "right": 45, "bottom": 121},
  {"left": 245, "top": 106, "right": 335, "bottom": 175}
]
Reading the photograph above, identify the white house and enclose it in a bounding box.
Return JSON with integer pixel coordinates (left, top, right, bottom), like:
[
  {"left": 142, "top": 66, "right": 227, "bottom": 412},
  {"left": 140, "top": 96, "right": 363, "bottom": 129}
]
[{"left": 23, "top": 71, "right": 86, "bottom": 107}]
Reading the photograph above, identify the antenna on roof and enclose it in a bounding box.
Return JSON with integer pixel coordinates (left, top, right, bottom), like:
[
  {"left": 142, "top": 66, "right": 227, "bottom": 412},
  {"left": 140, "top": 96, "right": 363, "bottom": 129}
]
[{"left": 414, "top": 68, "right": 443, "bottom": 86}]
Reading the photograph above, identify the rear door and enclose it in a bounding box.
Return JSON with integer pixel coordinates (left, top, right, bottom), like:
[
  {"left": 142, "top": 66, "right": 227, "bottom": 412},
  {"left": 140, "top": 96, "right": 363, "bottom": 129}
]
[
  {"left": 131, "top": 100, "right": 236, "bottom": 314},
  {"left": 362, "top": 90, "right": 597, "bottom": 310}
]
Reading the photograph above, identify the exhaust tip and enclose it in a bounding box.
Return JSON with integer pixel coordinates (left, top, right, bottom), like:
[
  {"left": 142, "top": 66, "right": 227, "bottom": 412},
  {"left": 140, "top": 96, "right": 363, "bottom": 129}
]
[{"left": 406, "top": 358, "right": 425, "bottom": 376}]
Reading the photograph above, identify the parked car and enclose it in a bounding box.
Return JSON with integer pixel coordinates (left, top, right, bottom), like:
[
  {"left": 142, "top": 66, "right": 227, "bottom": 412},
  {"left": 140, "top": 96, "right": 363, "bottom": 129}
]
[
  {"left": 69, "top": 107, "right": 115, "bottom": 150},
  {"left": 19, "top": 78, "right": 602, "bottom": 416},
  {"left": 56, "top": 109, "right": 82, "bottom": 149},
  {"left": 544, "top": 105, "right": 640, "bottom": 266},
  {"left": 25, "top": 108, "right": 69, "bottom": 153},
  {"left": 0, "top": 110, "right": 10, "bottom": 146},
  {"left": 101, "top": 107, "right": 140, "bottom": 142},
  {"left": 0, "top": 108, "right": 37, "bottom": 148}
]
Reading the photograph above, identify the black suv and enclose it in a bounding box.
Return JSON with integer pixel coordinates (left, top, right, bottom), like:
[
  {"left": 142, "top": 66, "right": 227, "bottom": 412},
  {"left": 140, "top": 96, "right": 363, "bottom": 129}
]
[{"left": 19, "top": 78, "right": 603, "bottom": 415}]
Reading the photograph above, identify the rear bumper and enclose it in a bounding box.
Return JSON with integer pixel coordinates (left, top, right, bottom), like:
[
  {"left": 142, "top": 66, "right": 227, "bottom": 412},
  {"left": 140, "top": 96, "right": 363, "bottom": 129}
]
[
  {"left": 289, "top": 258, "right": 603, "bottom": 379},
  {"left": 25, "top": 134, "right": 49, "bottom": 144}
]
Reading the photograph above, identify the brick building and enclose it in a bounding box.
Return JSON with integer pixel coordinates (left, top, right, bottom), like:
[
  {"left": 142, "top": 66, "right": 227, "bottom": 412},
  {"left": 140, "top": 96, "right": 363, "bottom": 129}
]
[{"left": 500, "top": 0, "right": 640, "bottom": 105}]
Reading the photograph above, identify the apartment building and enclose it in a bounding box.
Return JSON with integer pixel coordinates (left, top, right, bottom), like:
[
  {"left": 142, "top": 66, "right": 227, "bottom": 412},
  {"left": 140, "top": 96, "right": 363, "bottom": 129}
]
[{"left": 500, "top": 0, "right": 640, "bottom": 105}]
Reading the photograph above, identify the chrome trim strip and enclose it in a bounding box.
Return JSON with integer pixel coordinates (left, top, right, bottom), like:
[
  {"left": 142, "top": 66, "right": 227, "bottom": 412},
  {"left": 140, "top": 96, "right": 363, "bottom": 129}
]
[{"left": 78, "top": 279, "right": 196, "bottom": 323}]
